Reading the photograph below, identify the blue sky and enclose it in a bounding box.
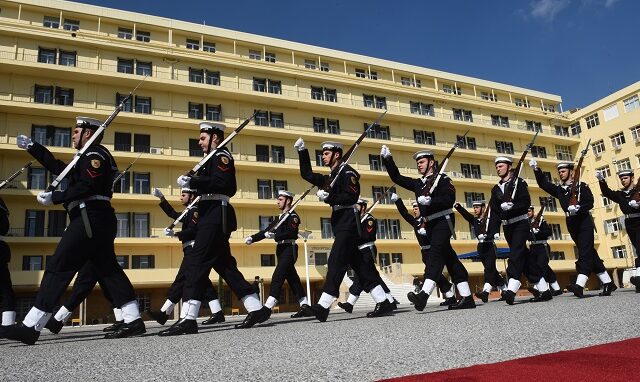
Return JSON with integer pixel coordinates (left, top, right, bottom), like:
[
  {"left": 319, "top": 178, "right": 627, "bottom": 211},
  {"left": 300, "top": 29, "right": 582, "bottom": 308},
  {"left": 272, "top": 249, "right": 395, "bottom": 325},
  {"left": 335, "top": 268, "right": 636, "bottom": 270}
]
[{"left": 76, "top": 0, "right": 638, "bottom": 110}]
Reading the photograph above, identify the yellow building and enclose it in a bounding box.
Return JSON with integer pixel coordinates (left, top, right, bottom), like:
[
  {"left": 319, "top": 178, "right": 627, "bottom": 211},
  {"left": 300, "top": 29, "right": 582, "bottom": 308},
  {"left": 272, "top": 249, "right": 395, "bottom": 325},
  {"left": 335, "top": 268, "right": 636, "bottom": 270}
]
[{"left": 0, "top": 0, "right": 612, "bottom": 323}]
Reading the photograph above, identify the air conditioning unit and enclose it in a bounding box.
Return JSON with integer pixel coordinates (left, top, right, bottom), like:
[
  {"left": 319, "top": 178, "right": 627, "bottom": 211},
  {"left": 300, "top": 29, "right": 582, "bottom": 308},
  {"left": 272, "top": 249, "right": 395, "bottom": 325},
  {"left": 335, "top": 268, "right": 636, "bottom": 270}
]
[
  {"left": 594, "top": 151, "right": 602, "bottom": 158},
  {"left": 150, "top": 147, "right": 162, "bottom": 155},
  {"left": 613, "top": 144, "right": 622, "bottom": 151},
  {"left": 634, "top": 136, "right": 640, "bottom": 144}
]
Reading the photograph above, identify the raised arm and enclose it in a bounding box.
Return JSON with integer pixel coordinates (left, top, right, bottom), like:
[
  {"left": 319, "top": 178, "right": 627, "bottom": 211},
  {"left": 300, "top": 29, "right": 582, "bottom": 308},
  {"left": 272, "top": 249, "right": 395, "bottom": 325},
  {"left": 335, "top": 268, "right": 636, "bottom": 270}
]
[
  {"left": 454, "top": 202, "right": 475, "bottom": 223},
  {"left": 382, "top": 156, "right": 417, "bottom": 192}
]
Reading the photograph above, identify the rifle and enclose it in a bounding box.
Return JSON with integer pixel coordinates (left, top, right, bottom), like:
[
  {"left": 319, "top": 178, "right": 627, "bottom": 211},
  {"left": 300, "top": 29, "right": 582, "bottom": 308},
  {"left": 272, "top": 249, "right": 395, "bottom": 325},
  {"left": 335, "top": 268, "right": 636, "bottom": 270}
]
[
  {"left": 478, "top": 204, "right": 491, "bottom": 236},
  {"left": 265, "top": 186, "right": 315, "bottom": 233},
  {"left": 531, "top": 203, "right": 546, "bottom": 230},
  {"left": 166, "top": 195, "right": 200, "bottom": 231},
  {"left": 504, "top": 130, "right": 539, "bottom": 202},
  {"left": 421, "top": 130, "right": 469, "bottom": 196},
  {"left": 0, "top": 161, "right": 33, "bottom": 190},
  {"left": 323, "top": 110, "right": 387, "bottom": 191},
  {"left": 112, "top": 153, "right": 143, "bottom": 188},
  {"left": 360, "top": 185, "right": 395, "bottom": 222},
  {"left": 568, "top": 138, "right": 591, "bottom": 206},
  {"left": 47, "top": 76, "right": 147, "bottom": 192}
]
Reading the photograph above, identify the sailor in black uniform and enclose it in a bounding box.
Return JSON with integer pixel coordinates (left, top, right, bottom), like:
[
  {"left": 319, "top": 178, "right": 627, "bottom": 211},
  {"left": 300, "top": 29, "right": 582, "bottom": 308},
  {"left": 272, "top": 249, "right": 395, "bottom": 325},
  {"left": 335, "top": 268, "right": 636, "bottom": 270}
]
[
  {"left": 0, "top": 197, "right": 16, "bottom": 337},
  {"left": 526, "top": 205, "right": 562, "bottom": 299}
]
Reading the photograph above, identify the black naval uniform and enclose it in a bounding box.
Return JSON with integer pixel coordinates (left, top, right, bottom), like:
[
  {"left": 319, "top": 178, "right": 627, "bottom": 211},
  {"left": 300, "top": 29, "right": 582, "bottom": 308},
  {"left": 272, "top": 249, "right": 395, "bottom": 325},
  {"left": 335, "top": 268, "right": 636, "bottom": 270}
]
[
  {"left": 59, "top": 261, "right": 115, "bottom": 317},
  {"left": 528, "top": 217, "right": 558, "bottom": 286},
  {"left": 26, "top": 141, "right": 137, "bottom": 314},
  {"left": 599, "top": 180, "right": 640, "bottom": 271},
  {"left": 0, "top": 198, "right": 16, "bottom": 318},
  {"left": 454, "top": 203, "right": 504, "bottom": 289},
  {"left": 396, "top": 198, "right": 453, "bottom": 294},
  {"left": 158, "top": 198, "right": 218, "bottom": 304},
  {"left": 250, "top": 211, "right": 307, "bottom": 304},
  {"left": 534, "top": 169, "right": 606, "bottom": 277}
]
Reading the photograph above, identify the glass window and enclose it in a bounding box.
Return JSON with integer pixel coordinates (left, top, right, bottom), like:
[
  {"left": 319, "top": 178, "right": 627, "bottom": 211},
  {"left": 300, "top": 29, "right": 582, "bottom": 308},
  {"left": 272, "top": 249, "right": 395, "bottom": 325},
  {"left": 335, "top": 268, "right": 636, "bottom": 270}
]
[
  {"left": 253, "top": 78, "right": 266, "bottom": 92},
  {"left": 135, "top": 96, "right": 151, "bottom": 114},
  {"left": 453, "top": 109, "right": 473, "bottom": 122},
  {"left": 188, "top": 102, "right": 203, "bottom": 119},
  {"left": 257, "top": 180, "right": 271, "bottom": 199},
  {"left": 34, "top": 85, "right": 53, "bottom": 104},
  {"left": 378, "top": 253, "right": 391, "bottom": 267},
  {"left": 410, "top": 102, "right": 434, "bottom": 116},
  {"left": 31, "top": 126, "right": 48, "bottom": 144},
  {"left": 526, "top": 121, "right": 543, "bottom": 132},
  {"left": 22, "top": 256, "right": 43, "bottom": 271},
  {"left": 118, "top": 27, "right": 133, "bottom": 39},
  {"left": 460, "top": 164, "right": 481, "bottom": 179},
  {"left": 591, "top": 140, "right": 605, "bottom": 156},
  {"left": 136, "top": 30, "right": 150, "bottom": 42},
  {"left": 136, "top": 61, "right": 152, "bottom": 76},
  {"left": 116, "top": 213, "right": 130, "bottom": 237},
  {"left": 43, "top": 16, "right": 59, "bottom": 29},
  {"left": 549, "top": 224, "right": 562, "bottom": 240},
  {"left": 113, "top": 171, "right": 130, "bottom": 193},
  {"left": 610, "top": 132, "right": 626, "bottom": 148},
  {"left": 603, "top": 104, "right": 620, "bottom": 121},
  {"left": 531, "top": 145, "right": 547, "bottom": 158},
  {"left": 624, "top": 95, "right": 640, "bottom": 113},
  {"left": 491, "top": 115, "right": 509, "bottom": 127},
  {"left": 355, "top": 69, "right": 367, "bottom": 78},
  {"left": 311, "top": 86, "right": 323, "bottom": 101},
  {"left": 616, "top": 158, "right": 632, "bottom": 171},
  {"left": 585, "top": 113, "right": 600, "bottom": 129},
  {"left": 186, "top": 38, "right": 200, "bottom": 50},
  {"left": 321, "top": 218, "right": 333, "bottom": 239},
  {"left": 133, "top": 172, "right": 150, "bottom": 194},
  {"left": 24, "top": 210, "right": 45, "bottom": 237},
  {"left": 249, "top": 50, "right": 261, "bottom": 60},
  {"left": 205, "top": 70, "right": 220, "bottom": 85},
  {"left": 189, "top": 68, "right": 204, "bottom": 83},
  {"left": 495, "top": 141, "right": 514, "bottom": 155},
  {"left": 273, "top": 180, "right": 288, "bottom": 197},
  {"left": 132, "top": 213, "right": 149, "bottom": 237},
  {"left": 38, "top": 47, "right": 56, "bottom": 64},
  {"left": 203, "top": 41, "right": 216, "bottom": 52},
  {"left": 114, "top": 132, "right": 132, "bottom": 152},
  {"left": 256, "top": 145, "right": 269, "bottom": 162},
  {"left": 133, "top": 134, "right": 150, "bottom": 153},
  {"left": 63, "top": 19, "right": 79, "bottom": 31},
  {"left": 327, "top": 119, "right": 340, "bottom": 134},
  {"left": 116, "top": 93, "right": 133, "bottom": 112},
  {"left": 555, "top": 145, "right": 572, "bottom": 161},
  {"left": 47, "top": 210, "right": 67, "bottom": 237},
  {"left": 481, "top": 91, "right": 497, "bottom": 102},
  {"left": 392, "top": 253, "right": 403, "bottom": 264},
  {"left": 268, "top": 80, "right": 281, "bottom": 94},
  {"left": 570, "top": 122, "right": 581, "bottom": 136},
  {"left": 132, "top": 255, "right": 155, "bottom": 268},
  {"left": 254, "top": 111, "right": 268, "bottom": 126},
  {"left": 59, "top": 50, "right": 76, "bottom": 66},
  {"left": 54, "top": 87, "right": 74, "bottom": 106},
  {"left": 369, "top": 155, "right": 384, "bottom": 171},
  {"left": 259, "top": 216, "right": 274, "bottom": 230},
  {"left": 313, "top": 117, "right": 325, "bottom": 133},
  {"left": 117, "top": 58, "right": 134, "bottom": 74},
  {"left": 116, "top": 256, "right": 129, "bottom": 269},
  {"left": 265, "top": 52, "right": 276, "bottom": 63},
  {"left": 304, "top": 60, "right": 316, "bottom": 70},
  {"left": 53, "top": 127, "right": 71, "bottom": 147},
  {"left": 206, "top": 104, "right": 221, "bottom": 121},
  {"left": 261, "top": 254, "right": 276, "bottom": 266},
  {"left": 271, "top": 146, "right": 285, "bottom": 164},
  {"left": 319, "top": 62, "right": 329, "bottom": 72},
  {"left": 270, "top": 112, "right": 284, "bottom": 128},
  {"left": 189, "top": 139, "right": 201, "bottom": 157},
  {"left": 28, "top": 168, "right": 47, "bottom": 190}
]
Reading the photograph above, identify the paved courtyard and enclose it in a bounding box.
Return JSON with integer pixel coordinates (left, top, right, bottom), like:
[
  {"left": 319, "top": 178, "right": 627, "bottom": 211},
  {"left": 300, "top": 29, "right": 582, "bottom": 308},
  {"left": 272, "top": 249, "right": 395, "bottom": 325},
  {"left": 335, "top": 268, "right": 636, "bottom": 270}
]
[{"left": 1, "top": 288, "right": 639, "bottom": 381}]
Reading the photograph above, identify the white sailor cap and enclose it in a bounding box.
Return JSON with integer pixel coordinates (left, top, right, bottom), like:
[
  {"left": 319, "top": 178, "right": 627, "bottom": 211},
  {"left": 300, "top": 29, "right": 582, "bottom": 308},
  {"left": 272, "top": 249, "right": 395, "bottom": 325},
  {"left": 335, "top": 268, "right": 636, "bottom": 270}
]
[
  {"left": 321, "top": 141, "right": 343, "bottom": 151},
  {"left": 528, "top": 205, "right": 535, "bottom": 210},
  {"left": 356, "top": 198, "right": 368, "bottom": 206},
  {"left": 617, "top": 169, "right": 633, "bottom": 177},
  {"left": 181, "top": 188, "right": 196, "bottom": 194},
  {"left": 411, "top": 201, "right": 419, "bottom": 207},
  {"left": 556, "top": 162, "right": 574, "bottom": 170},
  {"left": 413, "top": 150, "right": 434, "bottom": 161},
  {"left": 277, "top": 190, "right": 295, "bottom": 199},
  {"left": 472, "top": 201, "right": 485, "bottom": 207},
  {"left": 494, "top": 156, "right": 513, "bottom": 165},
  {"left": 76, "top": 116, "right": 102, "bottom": 130},
  {"left": 199, "top": 121, "right": 226, "bottom": 134}
]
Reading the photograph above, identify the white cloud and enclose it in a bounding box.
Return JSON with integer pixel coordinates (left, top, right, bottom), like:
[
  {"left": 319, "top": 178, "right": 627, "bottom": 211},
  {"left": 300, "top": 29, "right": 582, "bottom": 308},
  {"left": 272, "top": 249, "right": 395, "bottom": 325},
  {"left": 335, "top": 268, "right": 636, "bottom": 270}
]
[
  {"left": 603, "top": 0, "right": 620, "bottom": 7},
  {"left": 529, "top": 0, "right": 571, "bottom": 21}
]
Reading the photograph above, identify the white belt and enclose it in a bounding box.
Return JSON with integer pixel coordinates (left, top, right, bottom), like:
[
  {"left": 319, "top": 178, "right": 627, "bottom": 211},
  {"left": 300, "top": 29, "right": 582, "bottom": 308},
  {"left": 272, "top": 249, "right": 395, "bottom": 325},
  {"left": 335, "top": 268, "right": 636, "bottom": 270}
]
[
  {"left": 530, "top": 240, "right": 548, "bottom": 245},
  {"left": 425, "top": 208, "right": 453, "bottom": 221},
  {"left": 200, "top": 194, "right": 230, "bottom": 202},
  {"left": 358, "top": 242, "right": 375, "bottom": 250},
  {"left": 625, "top": 213, "right": 640, "bottom": 219},
  {"left": 67, "top": 195, "right": 111, "bottom": 210},
  {"left": 182, "top": 240, "right": 195, "bottom": 248},
  {"left": 332, "top": 204, "right": 356, "bottom": 211},
  {"left": 502, "top": 214, "right": 528, "bottom": 226},
  {"left": 277, "top": 239, "right": 296, "bottom": 245},
  {"left": 419, "top": 245, "right": 431, "bottom": 250}
]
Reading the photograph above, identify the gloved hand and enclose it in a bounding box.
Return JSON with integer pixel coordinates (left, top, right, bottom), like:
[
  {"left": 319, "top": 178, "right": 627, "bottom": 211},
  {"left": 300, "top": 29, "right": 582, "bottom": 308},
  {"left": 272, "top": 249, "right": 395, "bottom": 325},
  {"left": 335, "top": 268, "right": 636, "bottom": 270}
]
[
  {"left": 244, "top": 236, "right": 253, "bottom": 245},
  {"left": 380, "top": 145, "right": 391, "bottom": 158},
  {"left": 494, "top": 233, "right": 500, "bottom": 240},
  {"left": 264, "top": 231, "right": 275, "bottom": 239},
  {"left": 595, "top": 172, "right": 605, "bottom": 181},
  {"left": 454, "top": 202, "right": 461, "bottom": 208},
  {"left": 629, "top": 200, "right": 639, "bottom": 209},
  {"left": 152, "top": 188, "right": 164, "bottom": 198},
  {"left": 177, "top": 175, "right": 191, "bottom": 188},
  {"left": 164, "top": 228, "right": 175, "bottom": 237},
  {"left": 417, "top": 196, "right": 431, "bottom": 206},
  {"left": 532, "top": 228, "right": 540, "bottom": 234},
  {"left": 567, "top": 205, "right": 580, "bottom": 215},
  {"left": 417, "top": 227, "right": 427, "bottom": 236},
  {"left": 529, "top": 159, "right": 537, "bottom": 169},
  {"left": 37, "top": 191, "right": 53, "bottom": 206},
  {"left": 500, "top": 202, "right": 513, "bottom": 211},
  {"left": 17, "top": 134, "right": 33, "bottom": 149},
  {"left": 294, "top": 137, "right": 305, "bottom": 151},
  {"left": 477, "top": 234, "right": 487, "bottom": 241},
  {"left": 317, "top": 189, "right": 329, "bottom": 202},
  {"left": 390, "top": 193, "right": 399, "bottom": 202}
]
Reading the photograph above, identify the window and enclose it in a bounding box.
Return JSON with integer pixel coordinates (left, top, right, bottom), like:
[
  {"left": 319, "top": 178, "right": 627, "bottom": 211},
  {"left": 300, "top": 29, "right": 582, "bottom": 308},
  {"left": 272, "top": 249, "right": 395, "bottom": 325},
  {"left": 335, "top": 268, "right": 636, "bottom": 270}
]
[
  {"left": 256, "top": 145, "right": 269, "bottom": 162},
  {"left": 570, "top": 122, "right": 581, "bottom": 136},
  {"left": 118, "top": 27, "right": 133, "bottom": 39},
  {"left": 612, "top": 246, "right": 627, "bottom": 259},
  {"left": 369, "top": 71, "right": 378, "bottom": 80},
  {"left": 259, "top": 216, "right": 275, "bottom": 231},
  {"left": 514, "top": 98, "right": 529, "bottom": 108},
  {"left": 378, "top": 253, "right": 391, "bottom": 267},
  {"left": 43, "top": 16, "right": 60, "bottom": 29},
  {"left": 453, "top": 108, "right": 473, "bottom": 122},
  {"left": 549, "top": 251, "right": 565, "bottom": 260},
  {"left": 526, "top": 121, "right": 543, "bottom": 133},
  {"left": 410, "top": 102, "right": 434, "bottom": 116},
  {"left": 135, "top": 96, "right": 151, "bottom": 114},
  {"left": 443, "top": 84, "right": 461, "bottom": 95},
  {"left": 189, "top": 68, "right": 204, "bottom": 83},
  {"left": 554, "top": 125, "right": 569, "bottom": 137},
  {"left": 47, "top": 210, "right": 67, "bottom": 237},
  {"left": 604, "top": 218, "right": 620, "bottom": 234},
  {"left": 189, "top": 139, "right": 201, "bottom": 157},
  {"left": 116, "top": 256, "right": 129, "bottom": 269},
  {"left": 271, "top": 146, "right": 285, "bottom": 164},
  {"left": 63, "top": 19, "right": 79, "bottom": 31},
  {"left": 206, "top": 104, "right": 221, "bottom": 121},
  {"left": 28, "top": 168, "right": 46, "bottom": 190},
  {"left": 133, "top": 173, "right": 150, "bottom": 194},
  {"left": 273, "top": 180, "right": 288, "bottom": 197},
  {"left": 320, "top": 62, "right": 330, "bottom": 72},
  {"left": 59, "top": 50, "right": 76, "bottom": 67},
  {"left": 188, "top": 102, "right": 203, "bottom": 119},
  {"left": 355, "top": 68, "right": 366, "bottom": 78},
  {"left": 113, "top": 171, "right": 130, "bottom": 193},
  {"left": 261, "top": 254, "right": 276, "bottom": 266},
  {"left": 491, "top": 115, "right": 509, "bottom": 128},
  {"left": 253, "top": 78, "right": 266, "bottom": 92},
  {"left": 116, "top": 92, "right": 133, "bottom": 112},
  {"left": 116, "top": 213, "right": 129, "bottom": 237},
  {"left": 34, "top": 85, "right": 53, "bottom": 104},
  {"left": 257, "top": 180, "right": 271, "bottom": 199},
  {"left": 369, "top": 155, "right": 385, "bottom": 171},
  {"left": 22, "top": 256, "right": 44, "bottom": 271},
  {"left": 314, "top": 150, "right": 323, "bottom": 166},
  {"left": 321, "top": 218, "right": 333, "bottom": 239},
  {"left": 136, "top": 61, "right": 152, "bottom": 76},
  {"left": 133, "top": 134, "right": 150, "bottom": 153},
  {"left": 38, "top": 47, "right": 56, "bottom": 64},
  {"left": 481, "top": 91, "right": 497, "bottom": 102},
  {"left": 366, "top": 123, "right": 390, "bottom": 140},
  {"left": 585, "top": 113, "right": 600, "bottom": 129},
  {"left": 542, "top": 103, "right": 555, "bottom": 113},
  {"left": 311, "top": 86, "right": 337, "bottom": 102},
  {"left": 596, "top": 166, "right": 611, "bottom": 179},
  {"left": 136, "top": 30, "right": 150, "bottom": 42},
  {"left": 624, "top": 95, "right": 640, "bottom": 113},
  {"left": 391, "top": 253, "right": 403, "bottom": 264},
  {"left": 414, "top": 130, "right": 436, "bottom": 145},
  {"left": 602, "top": 195, "right": 613, "bottom": 207},
  {"left": 616, "top": 158, "right": 632, "bottom": 172},
  {"left": 54, "top": 87, "right": 74, "bottom": 106},
  {"left": 31, "top": 125, "right": 71, "bottom": 147},
  {"left": 255, "top": 111, "right": 268, "bottom": 126},
  {"left": 270, "top": 112, "right": 284, "bottom": 128},
  {"left": 592, "top": 140, "right": 605, "bottom": 156},
  {"left": 457, "top": 135, "right": 476, "bottom": 150},
  {"left": 549, "top": 224, "right": 562, "bottom": 240},
  {"left": 376, "top": 219, "right": 401, "bottom": 239},
  {"left": 460, "top": 164, "right": 481, "bottom": 179},
  {"left": 268, "top": 80, "right": 281, "bottom": 94},
  {"left": 265, "top": 52, "right": 276, "bottom": 63},
  {"left": 371, "top": 186, "right": 394, "bottom": 204},
  {"left": 249, "top": 50, "right": 261, "bottom": 60},
  {"left": 326, "top": 119, "right": 340, "bottom": 134},
  {"left": 114, "top": 132, "right": 132, "bottom": 152},
  {"left": 464, "top": 192, "right": 484, "bottom": 207},
  {"left": 555, "top": 145, "right": 572, "bottom": 161},
  {"left": 610, "top": 132, "right": 625, "bottom": 149},
  {"left": 304, "top": 60, "right": 316, "bottom": 70},
  {"left": 540, "top": 196, "right": 558, "bottom": 212},
  {"left": 495, "top": 141, "right": 514, "bottom": 155},
  {"left": 400, "top": 76, "right": 421, "bottom": 87},
  {"left": 203, "top": 41, "right": 216, "bottom": 52},
  {"left": 205, "top": 70, "right": 220, "bottom": 85},
  {"left": 117, "top": 58, "right": 134, "bottom": 74},
  {"left": 363, "top": 94, "right": 386, "bottom": 109},
  {"left": 132, "top": 255, "right": 155, "bottom": 269},
  {"left": 603, "top": 104, "right": 620, "bottom": 121},
  {"left": 24, "top": 210, "right": 45, "bottom": 237},
  {"left": 531, "top": 145, "right": 547, "bottom": 158},
  {"left": 313, "top": 117, "right": 325, "bottom": 133},
  {"left": 630, "top": 125, "right": 640, "bottom": 142},
  {"left": 186, "top": 38, "right": 200, "bottom": 50},
  {"left": 132, "top": 213, "right": 150, "bottom": 237}
]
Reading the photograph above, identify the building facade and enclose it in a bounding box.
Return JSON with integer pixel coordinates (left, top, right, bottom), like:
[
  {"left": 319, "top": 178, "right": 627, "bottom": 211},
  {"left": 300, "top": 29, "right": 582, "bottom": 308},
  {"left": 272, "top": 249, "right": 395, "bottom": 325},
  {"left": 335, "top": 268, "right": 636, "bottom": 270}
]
[{"left": 1, "top": 0, "right": 625, "bottom": 323}]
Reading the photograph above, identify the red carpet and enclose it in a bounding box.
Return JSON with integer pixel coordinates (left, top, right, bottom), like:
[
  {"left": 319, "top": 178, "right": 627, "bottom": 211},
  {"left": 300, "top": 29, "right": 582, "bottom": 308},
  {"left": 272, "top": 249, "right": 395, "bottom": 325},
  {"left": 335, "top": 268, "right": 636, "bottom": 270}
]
[{"left": 379, "top": 337, "right": 640, "bottom": 382}]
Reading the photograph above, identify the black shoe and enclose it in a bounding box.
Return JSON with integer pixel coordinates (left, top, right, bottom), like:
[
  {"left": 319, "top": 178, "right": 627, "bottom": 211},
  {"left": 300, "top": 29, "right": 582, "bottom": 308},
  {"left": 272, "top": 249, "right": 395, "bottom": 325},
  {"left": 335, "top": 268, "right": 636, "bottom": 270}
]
[
  {"left": 4, "top": 324, "right": 40, "bottom": 345},
  {"left": 408, "top": 291, "right": 429, "bottom": 311},
  {"left": 366, "top": 300, "right": 394, "bottom": 318},
  {"left": 337, "top": 302, "right": 353, "bottom": 314},
  {"left": 104, "top": 318, "right": 146, "bottom": 339},
  {"left": 392, "top": 298, "right": 399, "bottom": 310},
  {"left": 630, "top": 276, "right": 639, "bottom": 287},
  {"left": 448, "top": 295, "right": 476, "bottom": 310},
  {"left": 158, "top": 318, "right": 198, "bottom": 336},
  {"left": 502, "top": 290, "right": 516, "bottom": 305},
  {"left": 636, "top": 284, "right": 640, "bottom": 294},
  {"left": 44, "top": 316, "right": 64, "bottom": 334},
  {"left": 527, "top": 286, "right": 541, "bottom": 299},
  {"left": 146, "top": 310, "right": 169, "bottom": 326},
  {"left": 309, "top": 304, "right": 330, "bottom": 322},
  {"left": 599, "top": 282, "right": 618, "bottom": 296},
  {"left": 439, "top": 297, "right": 457, "bottom": 306},
  {"left": 234, "top": 306, "right": 271, "bottom": 329},
  {"left": 530, "top": 290, "right": 553, "bottom": 302},
  {"left": 201, "top": 311, "right": 225, "bottom": 325},
  {"left": 290, "top": 304, "right": 313, "bottom": 318},
  {"left": 103, "top": 320, "right": 124, "bottom": 332},
  {"left": 552, "top": 288, "right": 563, "bottom": 296},
  {"left": 474, "top": 291, "right": 489, "bottom": 303},
  {"left": 567, "top": 284, "right": 584, "bottom": 298}
]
